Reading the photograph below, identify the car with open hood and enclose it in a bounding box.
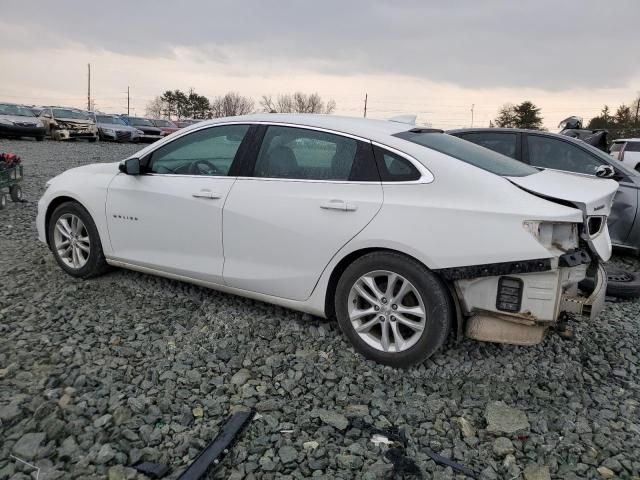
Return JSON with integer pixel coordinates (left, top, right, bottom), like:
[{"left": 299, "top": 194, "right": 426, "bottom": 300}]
[
  {"left": 93, "top": 113, "right": 143, "bottom": 143},
  {"left": 0, "top": 103, "right": 46, "bottom": 141},
  {"left": 38, "top": 107, "right": 98, "bottom": 142},
  {"left": 37, "top": 114, "right": 616, "bottom": 367},
  {"left": 120, "top": 116, "right": 164, "bottom": 143}
]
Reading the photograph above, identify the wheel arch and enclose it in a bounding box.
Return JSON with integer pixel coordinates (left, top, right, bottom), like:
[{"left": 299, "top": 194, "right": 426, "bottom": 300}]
[
  {"left": 44, "top": 195, "right": 88, "bottom": 247},
  {"left": 323, "top": 247, "right": 464, "bottom": 339}
]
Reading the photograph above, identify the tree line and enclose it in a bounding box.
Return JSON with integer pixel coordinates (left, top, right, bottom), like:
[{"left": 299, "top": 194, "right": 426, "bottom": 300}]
[
  {"left": 586, "top": 97, "right": 640, "bottom": 139},
  {"left": 493, "top": 97, "right": 640, "bottom": 138},
  {"left": 145, "top": 89, "right": 336, "bottom": 120}
]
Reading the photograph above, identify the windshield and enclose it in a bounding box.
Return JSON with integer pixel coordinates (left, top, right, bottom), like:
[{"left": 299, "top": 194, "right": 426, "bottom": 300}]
[
  {"left": 97, "top": 115, "right": 127, "bottom": 125},
  {"left": 0, "top": 104, "right": 36, "bottom": 117},
  {"left": 52, "top": 109, "right": 91, "bottom": 120},
  {"left": 129, "top": 117, "right": 154, "bottom": 127},
  {"left": 153, "top": 119, "right": 176, "bottom": 127},
  {"left": 395, "top": 131, "right": 538, "bottom": 177},
  {"left": 610, "top": 142, "right": 622, "bottom": 153}
]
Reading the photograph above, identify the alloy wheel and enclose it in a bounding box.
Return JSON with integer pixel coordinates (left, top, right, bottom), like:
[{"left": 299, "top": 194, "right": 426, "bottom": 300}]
[
  {"left": 53, "top": 213, "right": 91, "bottom": 269},
  {"left": 347, "top": 270, "right": 427, "bottom": 353}
]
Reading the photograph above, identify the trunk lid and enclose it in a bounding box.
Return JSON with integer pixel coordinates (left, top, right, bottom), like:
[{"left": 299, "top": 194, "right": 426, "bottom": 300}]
[{"left": 506, "top": 169, "right": 618, "bottom": 261}]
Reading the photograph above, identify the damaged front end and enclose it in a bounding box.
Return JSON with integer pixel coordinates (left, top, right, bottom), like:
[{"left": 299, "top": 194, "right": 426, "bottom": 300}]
[
  {"left": 447, "top": 218, "right": 608, "bottom": 346},
  {"left": 52, "top": 120, "right": 98, "bottom": 141}
]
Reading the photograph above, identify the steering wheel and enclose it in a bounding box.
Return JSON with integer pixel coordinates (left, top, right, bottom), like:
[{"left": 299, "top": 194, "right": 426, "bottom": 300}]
[{"left": 189, "top": 159, "right": 221, "bottom": 176}]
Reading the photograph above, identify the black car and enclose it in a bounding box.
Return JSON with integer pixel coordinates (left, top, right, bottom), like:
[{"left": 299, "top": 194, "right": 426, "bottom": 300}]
[
  {"left": 121, "top": 116, "right": 164, "bottom": 143},
  {"left": 448, "top": 128, "right": 640, "bottom": 255},
  {"left": 0, "top": 103, "right": 46, "bottom": 141}
]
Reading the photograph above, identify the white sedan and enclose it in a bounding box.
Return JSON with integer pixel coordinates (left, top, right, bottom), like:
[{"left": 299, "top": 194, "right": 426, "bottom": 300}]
[{"left": 37, "top": 114, "right": 616, "bottom": 367}]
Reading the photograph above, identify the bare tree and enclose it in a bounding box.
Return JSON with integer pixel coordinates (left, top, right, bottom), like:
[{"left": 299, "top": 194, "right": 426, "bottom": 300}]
[
  {"left": 210, "top": 92, "right": 255, "bottom": 118},
  {"left": 145, "top": 96, "right": 165, "bottom": 118},
  {"left": 260, "top": 92, "right": 336, "bottom": 114}
]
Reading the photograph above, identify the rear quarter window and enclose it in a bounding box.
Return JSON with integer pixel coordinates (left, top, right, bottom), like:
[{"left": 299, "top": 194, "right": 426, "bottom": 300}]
[{"left": 372, "top": 146, "right": 421, "bottom": 181}]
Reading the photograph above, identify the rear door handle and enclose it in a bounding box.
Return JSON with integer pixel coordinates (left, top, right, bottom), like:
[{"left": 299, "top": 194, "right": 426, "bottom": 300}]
[
  {"left": 192, "top": 189, "right": 222, "bottom": 199},
  {"left": 320, "top": 199, "right": 358, "bottom": 211}
]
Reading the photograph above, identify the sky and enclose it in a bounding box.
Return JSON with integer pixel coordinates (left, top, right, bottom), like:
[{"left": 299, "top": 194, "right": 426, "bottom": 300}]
[{"left": 1, "top": 0, "right": 639, "bottom": 130}]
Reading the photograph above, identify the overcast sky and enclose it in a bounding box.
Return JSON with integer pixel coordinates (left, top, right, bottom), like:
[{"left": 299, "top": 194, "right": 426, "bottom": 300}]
[{"left": 1, "top": 0, "right": 639, "bottom": 129}]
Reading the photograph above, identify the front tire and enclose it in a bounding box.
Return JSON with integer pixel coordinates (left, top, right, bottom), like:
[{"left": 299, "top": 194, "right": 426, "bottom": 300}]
[
  {"left": 335, "top": 251, "right": 453, "bottom": 368},
  {"left": 48, "top": 201, "right": 108, "bottom": 278}
]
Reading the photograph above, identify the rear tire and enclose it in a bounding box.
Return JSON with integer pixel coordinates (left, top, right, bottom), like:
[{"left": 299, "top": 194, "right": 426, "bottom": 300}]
[
  {"left": 48, "top": 201, "right": 109, "bottom": 279},
  {"left": 36, "top": 136, "right": 44, "bottom": 142},
  {"left": 335, "top": 251, "right": 452, "bottom": 367}
]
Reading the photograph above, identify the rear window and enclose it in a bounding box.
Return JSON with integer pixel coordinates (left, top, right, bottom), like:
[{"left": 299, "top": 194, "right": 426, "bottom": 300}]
[{"left": 395, "top": 131, "right": 538, "bottom": 177}]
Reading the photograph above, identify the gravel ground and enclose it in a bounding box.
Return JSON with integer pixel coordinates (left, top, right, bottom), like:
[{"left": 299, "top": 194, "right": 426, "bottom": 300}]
[{"left": 1, "top": 138, "right": 639, "bottom": 480}]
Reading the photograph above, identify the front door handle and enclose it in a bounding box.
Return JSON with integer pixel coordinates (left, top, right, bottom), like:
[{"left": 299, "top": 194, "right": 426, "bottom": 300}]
[
  {"left": 320, "top": 199, "right": 358, "bottom": 211},
  {"left": 192, "top": 189, "right": 222, "bottom": 199}
]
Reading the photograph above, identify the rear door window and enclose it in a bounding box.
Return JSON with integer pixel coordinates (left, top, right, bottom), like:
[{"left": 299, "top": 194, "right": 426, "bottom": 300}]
[
  {"left": 527, "top": 135, "right": 604, "bottom": 175},
  {"left": 252, "top": 126, "right": 378, "bottom": 181}
]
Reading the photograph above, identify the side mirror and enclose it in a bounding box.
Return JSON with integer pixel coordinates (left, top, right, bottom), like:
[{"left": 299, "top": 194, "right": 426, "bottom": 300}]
[
  {"left": 119, "top": 158, "right": 140, "bottom": 175},
  {"left": 595, "top": 165, "right": 615, "bottom": 178}
]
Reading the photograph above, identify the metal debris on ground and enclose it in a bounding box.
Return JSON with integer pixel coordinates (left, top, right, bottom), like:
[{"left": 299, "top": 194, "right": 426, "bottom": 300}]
[{"left": 177, "top": 409, "right": 255, "bottom": 480}]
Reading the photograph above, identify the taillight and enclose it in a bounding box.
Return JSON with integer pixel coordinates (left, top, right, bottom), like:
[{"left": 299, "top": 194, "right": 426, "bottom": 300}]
[{"left": 619, "top": 143, "right": 626, "bottom": 161}]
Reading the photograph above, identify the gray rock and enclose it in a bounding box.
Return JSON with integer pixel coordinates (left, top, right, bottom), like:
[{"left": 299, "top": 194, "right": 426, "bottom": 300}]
[
  {"left": 93, "top": 413, "right": 113, "bottom": 428},
  {"left": 456, "top": 417, "right": 476, "bottom": 438},
  {"left": 0, "top": 401, "right": 21, "bottom": 423},
  {"left": 310, "top": 409, "right": 349, "bottom": 430},
  {"left": 523, "top": 464, "right": 551, "bottom": 480},
  {"left": 485, "top": 401, "right": 530, "bottom": 434},
  {"left": 278, "top": 445, "right": 298, "bottom": 464},
  {"left": 336, "top": 454, "right": 363, "bottom": 470},
  {"left": 12, "top": 432, "right": 46, "bottom": 460},
  {"left": 96, "top": 444, "right": 116, "bottom": 464},
  {"left": 492, "top": 437, "right": 515, "bottom": 457},
  {"left": 231, "top": 369, "right": 252, "bottom": 386},
  {"left": 107, "top": 465, "right": 137, "bottom": 480}
]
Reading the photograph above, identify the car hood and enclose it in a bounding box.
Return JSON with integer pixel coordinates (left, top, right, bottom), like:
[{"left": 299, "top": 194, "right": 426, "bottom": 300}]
[
  {"left": 56, "top": 118, "right": 95, "bottom": 126},
  {"left": 507, "top": 169, "right": 618, "bottom": 261},
  {"left": 0, "top": 114, "right": 41, "bottom": 124},
  {"left": 98, "top": 123, "right": 137, "bottom": 132}
]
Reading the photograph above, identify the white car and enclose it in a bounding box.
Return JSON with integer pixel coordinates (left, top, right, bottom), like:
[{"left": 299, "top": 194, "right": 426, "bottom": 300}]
[
  {"left": 37, "top": 114, "right": 616, "bottom": 367},
  {"left": 610, "top": 138, "right": 640, "bottom": 172}
]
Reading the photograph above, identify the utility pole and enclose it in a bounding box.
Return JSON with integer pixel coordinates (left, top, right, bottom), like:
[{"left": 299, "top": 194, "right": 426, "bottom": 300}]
[
  {"left": 127, "top": 86, "right": 130, "bottom": 116},
  {"left": 87, "top": 64, "right": 91, "bottom": 111},
  {"left": 470, "top": 104, "right": 475, "bottom": 127},
  {"left": 363, "top": 93, "right": 368, "bottom": 118},
  {"left": 635, "top": 95, "right": 640, "bottom": 126}
]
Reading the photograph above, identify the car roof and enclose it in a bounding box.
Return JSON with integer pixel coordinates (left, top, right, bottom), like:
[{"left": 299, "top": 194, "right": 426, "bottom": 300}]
[
  {"left": 191, "top": 114, "right": 413, "bottom": 142},
  {"left": 447, "top": 127, "right": 593, "bottom": 145}
]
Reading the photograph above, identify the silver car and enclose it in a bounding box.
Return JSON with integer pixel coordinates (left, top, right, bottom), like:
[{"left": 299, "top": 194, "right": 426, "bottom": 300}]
[{"left": 94, "top": 114, "right": 143, "bottom": 143}]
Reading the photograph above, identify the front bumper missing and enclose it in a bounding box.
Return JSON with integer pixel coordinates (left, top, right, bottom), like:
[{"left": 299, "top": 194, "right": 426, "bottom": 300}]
[{"left": 560, "top": 263, "right": 607, "bottom": 320}]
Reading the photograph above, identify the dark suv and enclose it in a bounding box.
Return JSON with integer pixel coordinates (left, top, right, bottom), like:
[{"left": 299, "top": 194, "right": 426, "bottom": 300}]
[{"left": 449, "top": 128, "right": 640, "bottom": 254}]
